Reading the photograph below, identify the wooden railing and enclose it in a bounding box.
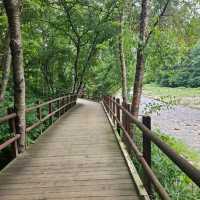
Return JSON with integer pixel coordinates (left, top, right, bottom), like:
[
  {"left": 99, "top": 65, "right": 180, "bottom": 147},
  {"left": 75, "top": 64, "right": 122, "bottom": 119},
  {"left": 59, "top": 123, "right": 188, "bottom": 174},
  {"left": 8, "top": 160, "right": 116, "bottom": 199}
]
[
  {"left": 0, "top": 94, "right": 77, "bottom": 158},
  {"left": 103, "top": 96, "right": 200, "bottom": 200}
]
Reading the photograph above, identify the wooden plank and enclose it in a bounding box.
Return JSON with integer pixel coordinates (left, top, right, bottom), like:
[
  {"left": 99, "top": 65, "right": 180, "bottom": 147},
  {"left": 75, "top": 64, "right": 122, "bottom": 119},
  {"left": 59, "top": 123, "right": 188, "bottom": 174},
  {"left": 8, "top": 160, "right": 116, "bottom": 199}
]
[
  {"left": 0, "top": 99, "right": 142, "bottom": 200},
  {"left": 102, "top": 102, "right": 150, "bottom": 200}
]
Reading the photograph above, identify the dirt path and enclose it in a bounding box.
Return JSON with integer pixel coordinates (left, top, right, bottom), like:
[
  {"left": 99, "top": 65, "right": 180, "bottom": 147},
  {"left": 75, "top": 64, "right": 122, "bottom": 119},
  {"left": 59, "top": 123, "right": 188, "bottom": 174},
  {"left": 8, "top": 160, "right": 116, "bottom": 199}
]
[{"left": 140, "top": 96, "right": 200, "bottom": 152}]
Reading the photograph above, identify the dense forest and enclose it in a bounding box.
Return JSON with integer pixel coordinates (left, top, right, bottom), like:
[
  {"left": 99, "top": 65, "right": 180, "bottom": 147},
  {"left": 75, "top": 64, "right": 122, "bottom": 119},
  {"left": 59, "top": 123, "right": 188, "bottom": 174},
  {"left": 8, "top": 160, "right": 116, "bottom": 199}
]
[
  {"left": 0, "top": 0, "right": 200, "bottom": 199},
  {"left": 0, "top": 0, "right": 200, "bottom": 118}
]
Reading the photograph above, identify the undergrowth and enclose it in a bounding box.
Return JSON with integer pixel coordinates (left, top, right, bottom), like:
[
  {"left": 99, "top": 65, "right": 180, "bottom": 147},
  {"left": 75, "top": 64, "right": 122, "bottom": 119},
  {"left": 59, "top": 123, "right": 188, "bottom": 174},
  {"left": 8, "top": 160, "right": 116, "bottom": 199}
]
[
  {"left": 131, "top": 127, "right": 200, "bottom": 200},
  {"left": 0, "top": 97, "right": 60, "bottom": 170}
]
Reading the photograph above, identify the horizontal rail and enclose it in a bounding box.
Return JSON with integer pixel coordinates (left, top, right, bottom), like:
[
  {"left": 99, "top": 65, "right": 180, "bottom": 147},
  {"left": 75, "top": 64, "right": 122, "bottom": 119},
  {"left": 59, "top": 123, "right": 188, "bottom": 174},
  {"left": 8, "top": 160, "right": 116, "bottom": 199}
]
[
  {"left": 104, "top": 101, "right": 170, "bottom": 200},
  {"left": 26, "top": 94, "right": 76, "bottom": 113},
  {"left": 0, "top": 94, "right": 77, "bottom": 154},
  {"left": 108, "top": 97, "right": 200, "bottom": 187},
  {"left": 0, "top": 134, "right": 20, "bottom": 151},
  {"left": 0, "top": 95, "right": 77, "bottom": 123},
  {"left": 26, "top": 101, "right": 76, "bottom": 132},
  {"left": 103, "top": 96, "right": 200, "bottom": 200},
  {"left": 0, "top": 113, "right": 17, "bottom": 124}
]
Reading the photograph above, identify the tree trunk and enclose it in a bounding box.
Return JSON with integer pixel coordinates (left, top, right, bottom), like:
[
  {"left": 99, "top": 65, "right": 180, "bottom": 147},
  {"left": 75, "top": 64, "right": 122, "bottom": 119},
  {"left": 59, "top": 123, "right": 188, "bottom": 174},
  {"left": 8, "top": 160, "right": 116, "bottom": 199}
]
[
  {"left": 4, "top": 0, "right": 26, "bottom": 152},
  {"left": 76, "top": 40, "right": 97, "bottom": 94},
  {"left": 72, "top": 40, "right": 80, "bottom": 93},
  {"left": 0, "top": 32, "right": 11, "bottom": 101},
  {"left": 131, "top": 0, "right": 149, "bottom": 117},
  {"left": 118, "top": 9, "right": 128, "bottom": 103}
]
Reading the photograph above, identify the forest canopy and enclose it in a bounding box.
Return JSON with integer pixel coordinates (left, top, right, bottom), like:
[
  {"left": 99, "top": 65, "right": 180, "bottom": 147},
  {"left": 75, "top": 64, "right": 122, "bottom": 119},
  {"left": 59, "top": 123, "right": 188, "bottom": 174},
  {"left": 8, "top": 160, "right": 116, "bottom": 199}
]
[{"left": 0, "top": 0, "right": 200, "bottom": 103}]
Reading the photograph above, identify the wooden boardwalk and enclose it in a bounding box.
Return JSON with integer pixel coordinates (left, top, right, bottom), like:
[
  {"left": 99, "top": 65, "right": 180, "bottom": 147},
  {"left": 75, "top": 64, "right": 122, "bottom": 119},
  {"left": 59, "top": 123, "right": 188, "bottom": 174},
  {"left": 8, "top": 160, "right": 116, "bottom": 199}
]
[{"left": 0, "top": 99, "right": 142, "bottom": 200}]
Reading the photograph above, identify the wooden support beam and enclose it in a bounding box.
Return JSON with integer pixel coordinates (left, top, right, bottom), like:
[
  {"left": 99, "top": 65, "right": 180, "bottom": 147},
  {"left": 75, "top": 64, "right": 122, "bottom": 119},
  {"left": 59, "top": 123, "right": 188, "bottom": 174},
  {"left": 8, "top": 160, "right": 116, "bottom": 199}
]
[{"left": 142, "top": 116, "right": 153, "bottom": 198}]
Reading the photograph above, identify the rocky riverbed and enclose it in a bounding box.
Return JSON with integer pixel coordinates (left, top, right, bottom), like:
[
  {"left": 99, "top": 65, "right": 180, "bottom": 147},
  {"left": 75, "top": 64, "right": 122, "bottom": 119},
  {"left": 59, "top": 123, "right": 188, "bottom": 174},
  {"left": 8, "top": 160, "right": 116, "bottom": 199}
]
[{"left": 140, "top": 96, "right": 200, "bottom": 152}]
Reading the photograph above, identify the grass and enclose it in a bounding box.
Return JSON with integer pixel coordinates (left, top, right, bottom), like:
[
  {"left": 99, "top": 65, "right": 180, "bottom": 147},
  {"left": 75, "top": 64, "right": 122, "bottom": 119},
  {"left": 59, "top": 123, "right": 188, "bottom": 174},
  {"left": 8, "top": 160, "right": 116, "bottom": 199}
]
[
  {"left": 132, "top": 128, "right": 200, "bottom": 200},
  {"left": 156, "top": 130, "right": 200, "bottom": 169},
  {"left": 153, "top": 132, "right": 200, "bottom": 199},
  {"left": 143, "top": 83, "right": 200, "bottom": 108}
]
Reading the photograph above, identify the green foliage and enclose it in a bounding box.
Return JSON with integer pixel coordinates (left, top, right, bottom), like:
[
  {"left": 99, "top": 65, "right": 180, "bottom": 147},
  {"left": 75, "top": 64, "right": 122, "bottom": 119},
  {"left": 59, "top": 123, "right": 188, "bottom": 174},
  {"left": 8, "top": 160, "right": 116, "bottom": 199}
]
[
  {"left": 144, "top": 1, "right": 200, "bottom": 88},
  {"left": 0, "top": 2, "right": 200, "bottom": 198},
  {"left": 132, "top": 128, "right": 200, "bottom": 200},
  {"left": 142, "top": 95, "right": 177, "bottom": 115},
  {"left": 143, "top": 83, "right": 200, "bottom": 108},
  {"left": 146, "top": 32, "right": 200, "bottom": 88}
]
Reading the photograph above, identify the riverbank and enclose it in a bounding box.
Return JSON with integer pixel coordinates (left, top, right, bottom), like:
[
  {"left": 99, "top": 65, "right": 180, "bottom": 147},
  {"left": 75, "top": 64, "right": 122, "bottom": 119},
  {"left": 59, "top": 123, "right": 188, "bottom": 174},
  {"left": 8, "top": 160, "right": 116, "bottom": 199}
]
[
  {"left": 143, "top": 83, "right": 200, "bottom": 109},
  {"left": 140, "top": 95, "right": 200, "bottom": 152}
]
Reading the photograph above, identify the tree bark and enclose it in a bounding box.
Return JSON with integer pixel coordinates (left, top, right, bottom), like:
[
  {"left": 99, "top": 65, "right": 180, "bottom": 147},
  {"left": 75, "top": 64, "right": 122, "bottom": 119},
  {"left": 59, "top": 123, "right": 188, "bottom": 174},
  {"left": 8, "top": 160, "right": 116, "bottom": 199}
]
[
  {"left": 76, "top": 34, "right": 98, "bottom": 94},
  {"left": 118, "top": 9, "right": 128, "bottom": 103},
  {"left": 72, "top": 39, "right": 80, "bottom": 93},
  {"left": 0, "top": 32, "right": 11, "bottom": 101},
  {"left": 131, "top": 0, "right": 149, "bottom": 117},
  {"left": 4, "top": 0, "right": 26, "bottom": 152}
]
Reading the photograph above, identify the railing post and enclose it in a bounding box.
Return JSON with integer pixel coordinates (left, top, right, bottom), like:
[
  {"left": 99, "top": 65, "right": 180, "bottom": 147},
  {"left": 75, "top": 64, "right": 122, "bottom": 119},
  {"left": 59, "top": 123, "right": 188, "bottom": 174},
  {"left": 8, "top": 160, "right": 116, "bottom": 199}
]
[
  {"left": 61, "top": 97, "right": 64, "bottom": 115},
  {"left": 126, "top": 103, "right": 131, "bottom": 153},
  {"left": 113, "top": 97, "right": 115, "bottom": 124},
  {"left": 73, "top": 95, "right": 76, "bottom": 106},
  {"left": 69, "top": 95, "right": 72, "bottom": 109},
  {"left": 122, "top": 101, "right": 126, "bottom": 142},
  {"left": 48, "top": 98, "right": 53, "bottom": 124},
  {"left": 126, "top": 103, "right": 131, "bottom": 136},
  {"left": 107, "top": 96, "right": 110, "bottom": 114},
  {"left": 107, "top": 96, "right": 110, "bottom": 116},
  {"left": 64, "top": 96, "right": 67, "bottom": 112},
  {"left": 67, "top": 95, "right": 69, "bottom": 110},
  {"left": 142, "top": 115, "right": 153, "bottom": 198},
  {"left": 72, "top": 95, "right": 74, "bottom": 106},
  {"left": 36, "top": 100, "right": 42, "bottom": 134},
  {"left": 70, "top": 95, "right": 72, "bottom": 108},
  {"left": 71, "top": 95, "right": 73, "bottom": 107},
  {"left": 110, "top": 96, "right": 113, "bottom": 117},
  {"left": 74, "top": 95, "right": 77, "bottom": 105},
  {"left": 105, "top": 96, "right": 108, "bottom": 111},
  {"left": 116, "top": 98, "right": 120, "bottom": 134},
  {"left": 7, "top": 108, "right": 18, "bottom": 158},
  {"left": 58, "top": 98, "right": 61, "bottom": 118}
]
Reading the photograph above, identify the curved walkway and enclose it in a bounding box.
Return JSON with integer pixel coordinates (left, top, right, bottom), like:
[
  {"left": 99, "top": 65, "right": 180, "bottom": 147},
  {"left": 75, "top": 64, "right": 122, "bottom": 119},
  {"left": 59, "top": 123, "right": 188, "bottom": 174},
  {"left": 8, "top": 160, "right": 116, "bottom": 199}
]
[{"left": 0, "top": 99, "right": 141, "bottom": 200}]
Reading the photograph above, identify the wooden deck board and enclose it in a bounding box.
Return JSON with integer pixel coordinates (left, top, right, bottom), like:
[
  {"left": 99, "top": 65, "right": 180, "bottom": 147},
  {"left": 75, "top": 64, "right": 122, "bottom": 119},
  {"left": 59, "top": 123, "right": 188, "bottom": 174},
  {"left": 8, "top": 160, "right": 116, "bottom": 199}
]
[{"left": 0, "top": 99, "right": 141, "bottom": 200}]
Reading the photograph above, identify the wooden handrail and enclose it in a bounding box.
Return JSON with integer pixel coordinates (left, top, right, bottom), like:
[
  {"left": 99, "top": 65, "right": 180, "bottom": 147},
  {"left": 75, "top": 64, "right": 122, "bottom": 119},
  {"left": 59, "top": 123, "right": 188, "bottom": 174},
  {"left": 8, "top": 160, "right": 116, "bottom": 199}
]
[
  {"left": 103, "top": 96, "right": 200, "bottom": 199},
  {"left": 26, "top": 94, "right": 77, "bottom": 113},
  {"left": 0, "top": 134, "right": 20, "bottom": 151},
  {"left": 103, "top": 98, "right": 170, "bottom": 200},
  {"left": 0, "top": 94, "right": 77, "bottom": 155},
  {"left": 26, "top": 100, "right": 76, "bottom": 132},
  {"left": 0, "top": 113, "right": 17, "bottom": 124}
]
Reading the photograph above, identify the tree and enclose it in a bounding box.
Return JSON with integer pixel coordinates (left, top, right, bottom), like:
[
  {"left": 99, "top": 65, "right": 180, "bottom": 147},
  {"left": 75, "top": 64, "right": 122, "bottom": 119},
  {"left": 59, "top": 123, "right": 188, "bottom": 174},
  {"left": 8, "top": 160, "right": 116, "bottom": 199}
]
[
  {"left": 3, "top": 0, "right": 26, "bottom": 152},
  {"left": 131, "top": 0, "right": 170, "bottom": 117},
  {"left": 131, "top": 0, "right": 149, "bottom": 117},
  {"left": 118, "top": 3, "right": 128, "bottom": 103},
  {"left": 0, "top": 31, "right": 11, "bottom": 101}
]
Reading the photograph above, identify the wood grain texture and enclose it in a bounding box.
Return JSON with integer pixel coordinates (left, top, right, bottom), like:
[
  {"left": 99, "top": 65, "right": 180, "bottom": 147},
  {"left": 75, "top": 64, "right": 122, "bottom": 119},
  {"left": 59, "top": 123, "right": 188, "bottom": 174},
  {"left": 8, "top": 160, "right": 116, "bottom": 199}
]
[{"left": 0, "top": 99, "right": 141, "bottom": 200}]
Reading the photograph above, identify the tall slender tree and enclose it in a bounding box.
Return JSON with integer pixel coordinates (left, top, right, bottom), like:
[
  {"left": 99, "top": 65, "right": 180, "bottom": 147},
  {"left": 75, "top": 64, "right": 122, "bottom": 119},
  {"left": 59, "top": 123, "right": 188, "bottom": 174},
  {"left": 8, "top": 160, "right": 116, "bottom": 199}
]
[
  {"left": 131, "top": 0, "right": 149, "bottom": 117},
  {"left": 118, "top": 6, "right": 128, "bottom": 103},
  {"left": 0, "top": 31, "right": 11, "bottom": 101},
  {"left": 131, "top": 0, "right": 170, "bottom": 117},
  {"left": 3, "top": 0, "right": 26, "bottom": 152}
]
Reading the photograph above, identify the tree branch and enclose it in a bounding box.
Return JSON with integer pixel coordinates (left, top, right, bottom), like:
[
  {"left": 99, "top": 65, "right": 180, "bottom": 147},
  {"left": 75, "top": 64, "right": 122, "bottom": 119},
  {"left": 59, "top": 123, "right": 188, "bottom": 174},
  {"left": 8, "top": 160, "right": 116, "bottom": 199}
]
[{"left": 145, "top": 0, "right": 170, "bottom": 46}]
